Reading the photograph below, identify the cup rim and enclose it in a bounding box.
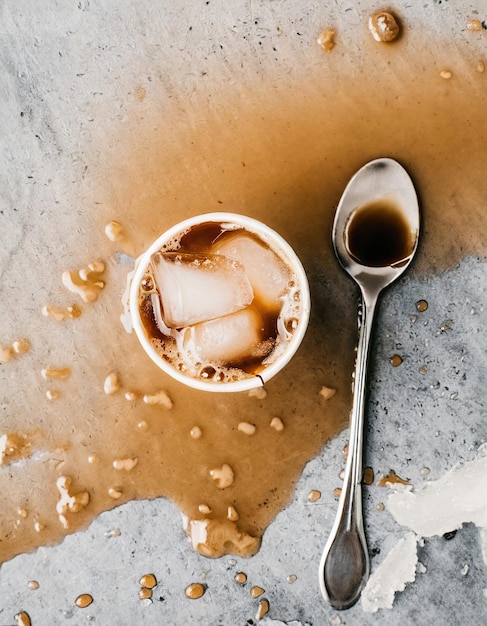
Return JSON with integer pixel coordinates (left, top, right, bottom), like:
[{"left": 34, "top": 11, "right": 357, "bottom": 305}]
[{"left": 129, "top": 212, "right": 310, "bottom": 393}]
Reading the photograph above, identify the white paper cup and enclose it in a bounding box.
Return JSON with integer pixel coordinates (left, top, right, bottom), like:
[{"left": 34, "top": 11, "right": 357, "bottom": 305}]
[{"left": 129, "top": 212, "right": 310, "bottom": 392}]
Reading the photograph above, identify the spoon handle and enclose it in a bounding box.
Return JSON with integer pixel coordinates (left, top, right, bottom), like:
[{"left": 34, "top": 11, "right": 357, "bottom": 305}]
[{"left": 319, "top": 291, "right": 377, "bottom": 610}]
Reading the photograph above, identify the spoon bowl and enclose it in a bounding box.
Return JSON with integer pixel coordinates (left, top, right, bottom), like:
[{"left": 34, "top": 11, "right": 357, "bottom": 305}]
[
  {"left": 319, "top": 157, "right": 420, "bottom": 610},
  {"left": 333, "top": 158, "right": 420, "bottom": 296}
]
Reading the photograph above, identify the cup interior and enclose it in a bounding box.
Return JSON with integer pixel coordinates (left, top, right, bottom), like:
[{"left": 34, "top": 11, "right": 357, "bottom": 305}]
[{"left": 129, "top": 212, "right": 310, "bottom": 392}]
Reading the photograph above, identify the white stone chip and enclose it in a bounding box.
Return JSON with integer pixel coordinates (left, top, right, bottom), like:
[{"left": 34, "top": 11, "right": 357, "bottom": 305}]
[
  {"left": 270, "top": 417, "right": 284, "bottom": 431},
  {"left": 361, "top": 532, "right": 418, "bottom": 613},
  {"left": 104, "top": 371, "right": 120, "bottom": 395},
  {"left": 238, "top": 422, "right": 256, "bottom": 435},
  {"left": 249, "top": 387, "right": 267, "bottom": 400},
  {"left": 143, "top": 390, "right": 173, "bottom": 409},
  {"left": 388, "top": 445, "right": 487, "bottom": 537},
  {"left": 319, "top": 386, "right": 336, "bottom": 400},
  {"left": 113, "top": 457, "right": 138, "bottom": 471},
  {"left": 209, "top": 463, "right": 234, "bottom": 489},
  {"left": 105, "top": 220, "right": 123, "bottom": 241}
]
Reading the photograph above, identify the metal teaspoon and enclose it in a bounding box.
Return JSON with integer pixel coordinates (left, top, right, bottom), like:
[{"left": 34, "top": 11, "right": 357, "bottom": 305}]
[{"left": 319, "top": 157, "right": 420, "bottom": 610}]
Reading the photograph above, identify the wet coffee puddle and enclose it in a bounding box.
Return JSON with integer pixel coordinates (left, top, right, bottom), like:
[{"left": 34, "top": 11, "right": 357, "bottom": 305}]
[{"left": 1, "top": 21, "right": 486, "bottom": 568}]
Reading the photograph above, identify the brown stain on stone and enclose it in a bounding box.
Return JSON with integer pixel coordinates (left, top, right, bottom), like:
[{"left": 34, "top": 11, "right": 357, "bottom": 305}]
[
  {"left": 378, "top": 471, "right": 412, "bottom": 487},
  {"left": 134, "top": 85, "right": 146, "bottom": 103},
  {"left": 1, "top": 29, "right": 486, "bottom": 565}
]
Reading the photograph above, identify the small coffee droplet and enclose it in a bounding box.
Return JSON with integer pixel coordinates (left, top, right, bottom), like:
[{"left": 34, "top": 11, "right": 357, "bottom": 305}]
[
  {"left": 377, "top": 471, "right": 411, "bottom": 487},
  {"left": 235, "top": 572, "right": 247, "bottom": 584},
  {"left": 287, "top": 574, "right": 297, "bottom": 584},
  {"left": 184, "top": 582, "right": 206, "bottom": 599},
  {"left": 377, "top": 502, "right": 385, "bottom": 511},
  {"left": 251, "top": 586, "right": 265, "bottom": 598},
  {"left": 307, "top": 489, "right": 321, "bottom": 502},
  {"left": 139, "top": 587, "right": 152, "bottom": 600},
  {"left": 75, "top": 593, "right": 93, "bottom": 608},
  {"left": 390, "top": 354, "right": 403, "bottom": 367},
  {"left": 255, "top": 598, "right": 270, "bottom": 620},
  {"left": 333, "top": 487, "right": 342, "bottom": 498},
  {"left": 14, "top": 612, "right": 31, "bottom": 626},
  {"left": 316, "top": 28, "right": 336, "bottom": 53},
  {"left": 363, "top": 467, "right": 375, "bottom": 485},
  {"left": 467, "top": 18, "right": 482, "bottom": 31},
  {"left": 368, "top": 11, "right": 401, "bottom": 42},
  {"left": 416, "top": 299, "right": 428, "bottom": 312},
  {"left": 139, "top": 574, "right": 157, "bottom": 589},
  {"left": 27, "top": 580, "right": 40, "bottom": 590}
]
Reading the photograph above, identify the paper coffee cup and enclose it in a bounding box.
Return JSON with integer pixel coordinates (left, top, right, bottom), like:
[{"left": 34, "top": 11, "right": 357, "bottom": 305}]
[{"left": 129, "top": 212, "right": 310, "bottom": 392}]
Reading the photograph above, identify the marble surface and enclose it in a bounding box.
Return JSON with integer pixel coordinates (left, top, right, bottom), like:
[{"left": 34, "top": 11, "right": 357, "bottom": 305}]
[
  {"left": 3, "top": 259, "right": 486, "bottom": 626},
  {"left": 1, "top": 1, "right": 486, "bottom": 625}
]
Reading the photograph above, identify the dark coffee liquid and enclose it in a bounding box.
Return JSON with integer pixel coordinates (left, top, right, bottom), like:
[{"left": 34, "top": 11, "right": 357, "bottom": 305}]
[
  {"left": 346, "top": 200, "right": 413, "bottom": 267},
  {"left": 178, "top": 221, "right": 227, "bottom": 251}
]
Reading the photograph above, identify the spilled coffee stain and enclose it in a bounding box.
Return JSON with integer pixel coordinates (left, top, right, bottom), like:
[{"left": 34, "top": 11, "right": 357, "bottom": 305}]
[
  {"left": 1, "top": 25, "right": 486, "bottom": 565},
  {"left": 133, "top": 85, "right": 146, "bottom": 103}
]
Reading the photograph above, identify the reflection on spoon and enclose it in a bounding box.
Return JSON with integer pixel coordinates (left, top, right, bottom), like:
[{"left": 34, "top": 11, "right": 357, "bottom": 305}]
[{"left": 319, "top": 158, "right": 420, "bottom": 610}]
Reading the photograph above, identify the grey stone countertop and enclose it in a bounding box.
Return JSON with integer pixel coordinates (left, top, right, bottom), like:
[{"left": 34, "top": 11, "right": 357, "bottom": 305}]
[{"left": 1, "top": 1, "right": 486, "bottom": 625}]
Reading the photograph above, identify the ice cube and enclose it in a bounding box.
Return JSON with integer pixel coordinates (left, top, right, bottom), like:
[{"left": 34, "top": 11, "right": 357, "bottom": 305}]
[
  {"left": 150, "top": 252, "right": 253, "bottom": 328},
  {"left": 213, "top": 234, "right": 290, "bottom": 313},
  {"left": 191, "top": 306, "right": 265, "bottom": 363}
]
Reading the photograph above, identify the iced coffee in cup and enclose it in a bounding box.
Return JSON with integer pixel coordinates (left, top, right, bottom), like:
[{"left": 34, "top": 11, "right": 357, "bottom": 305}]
[{"left": 129, "top": 212, "right": 310, "bottom": 392}]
